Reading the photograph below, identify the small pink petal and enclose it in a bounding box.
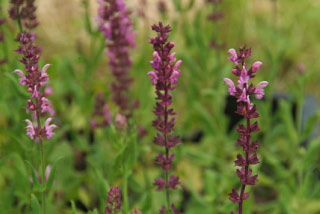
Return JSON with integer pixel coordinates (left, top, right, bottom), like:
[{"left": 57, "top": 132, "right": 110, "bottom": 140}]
[
  {"left": 147, "top": 71, "right": 158, "bottom": 85},
  {"left": 223, "top": 78, "right": 236, "bottom": 96},
  {"left": 228, "top": 48, "right": 238, "bottom": 64},
  {"left": 251, "top": 61, "right": 262, "bottom": 73},
  {"left": 255, "top": 81, "right": 269, "bottom": 99},
  {"left": 13, "top": 69, "right": 27, "bottom": 86}
]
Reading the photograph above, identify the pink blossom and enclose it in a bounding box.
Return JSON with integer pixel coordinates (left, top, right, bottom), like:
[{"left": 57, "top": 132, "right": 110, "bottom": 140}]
[
  {"left": 237, "top": 89, "right": 248, "bottom": 103},
  {"left": 238, "top": 66, "right": 249, "bottom": 87},
  {"left": 170, "top": 60, "right": 182, "bottom": 84},
  {"left": 147, "top": 71, "right": 158, "bottom": 85},
  {"left": 115, "top": 113, "right": 127, "bottom": 130},
  {"left": 150, "top": 51, "right": 161, "bottom": 70},
  {"left": 254, "top": 81, "right": 269, "bottom": 99},
  {"left": 25, "top": 119, "right": 36, "bottom": 140},
  {"left": 251, "top": 61, "right": 262, "bottom": 73},
  {"left": 41, "top": 97, "right": 55, "bottom": 116},
  {"left": 39, "top": 64, "right": 50, "bottom": 86},
  {"left": 13, "top": 69, "right": 27, "bottom": 86},
  {"left": 228, "top": 48, "right": 238, "bottom": 64},
  {"left": 43, "top": 118, "right": 57, "bottom": 139},
  {"left": 31, "top": 86, "right": 39, "bottom": 98},
  {"left": 223, "top": 78, "right": 236, "bottom": 96}
]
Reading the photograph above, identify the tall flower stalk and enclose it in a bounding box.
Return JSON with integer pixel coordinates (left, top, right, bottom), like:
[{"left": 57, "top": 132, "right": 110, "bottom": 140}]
[
  {"left": 223, "top": 47, "right": 268, "bottom": 214},
  {"left": 10, "top": 1, "right": 56, "bottom": 214},
  {"left": 97, "top": 0, "right": 136, "bottom": 117},
  {"left": 97, "top": 1, "right": 136, "bottom": 213},
  {"left": 148, "top": 22, "right": 182, "bottom": 213}
]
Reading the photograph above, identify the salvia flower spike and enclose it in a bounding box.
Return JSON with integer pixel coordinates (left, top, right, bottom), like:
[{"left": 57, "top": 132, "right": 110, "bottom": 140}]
[
  {"left": 149, "top": 22, "right": 182, "bottom": 212},
  {"left": 97, "top": 0, "right": 136, "bottom": 116},
  {"left": 14, "top": 32, "right": 56, "bottom": 141},
  {"left": 10, "top": 1, "right": 56, "bottom": 214},
  {"left": 105, "top": 187, "right": 122, "bottom": 214},
  {"left": 223, "top": 47, "right": 268, "bottom": 214}
]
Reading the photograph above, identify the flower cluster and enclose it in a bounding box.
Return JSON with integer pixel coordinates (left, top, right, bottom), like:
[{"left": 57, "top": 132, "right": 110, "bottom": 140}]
[
  {"left": 14, "top": 32, "right": 56, "bottom": 141},
  {"left": 148, "top": 22, "right": 182, "bottom": 211},
  {"left": 223, "top": 47, "right": 268, "bottom": 214},
  {"left": 10, "top": 0, "right": 56, "bottom": 142},
  {"left": 9, "top": 0, "right": 39, "bottom": 29},
  {"left": 105, "top": 187, "right": 122, "bottom": 214},
  {"left": 90, "top": 93, "right": 112, "bottom": 129},
  {"left": 97, "top": 0, "right": 136, "bottom": 116}
]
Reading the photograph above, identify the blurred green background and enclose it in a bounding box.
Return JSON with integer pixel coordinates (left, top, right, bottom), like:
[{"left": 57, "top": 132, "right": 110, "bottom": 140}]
[{"left": 0, "top": 0, "right": 320, "bottom": 213}]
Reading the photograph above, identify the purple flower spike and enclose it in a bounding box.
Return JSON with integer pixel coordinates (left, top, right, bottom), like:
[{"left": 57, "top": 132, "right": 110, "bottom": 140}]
[
  {"left": 105, "top": 187, "right": 122, "bottom": 214},
  {"left": 10, "top": 1, "right": 56, "bottom": 142},
  {"left": 149, "top": 22, "right": 182, "bottom": 212},
  {"left": 98, "top": 0, "right": 136, "bottom": 116},
  {"left": 223, "top": 46, "right": 268, "bottom": 214}
]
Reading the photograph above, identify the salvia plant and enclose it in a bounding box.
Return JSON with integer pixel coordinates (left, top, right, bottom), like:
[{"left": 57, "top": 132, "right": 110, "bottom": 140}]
[
  {"left": 1, "top": 1, "right": 320, "bottom": 214},
  {"left": 223, "top": 47, "right": 269, "bottom": 214},
  {"left": 97, "top": 0, "right": 136, "bottom": 117},
  {"left": 148, "top": 22, "right": 182, "bottom": 213},
  {"left": 10, "top": 0, "right": 56, "bottom": 213}
]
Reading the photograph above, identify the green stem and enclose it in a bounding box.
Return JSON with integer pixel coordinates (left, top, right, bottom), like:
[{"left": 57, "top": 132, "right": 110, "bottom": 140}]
[
  {"left": 39, "top": 138, "right": 46, "bottom": 214},
  {"left": 122, "top": 165, "right": 128, "bottom": 214},
  {"left": 36, "top": 109, "right": 46, "bottom": 214},
  {"left": 16, "top": 6, "right": 23, "bottom": 33},
  {"left": 17, "top": 18, "right": 23, "bottom": 33}
]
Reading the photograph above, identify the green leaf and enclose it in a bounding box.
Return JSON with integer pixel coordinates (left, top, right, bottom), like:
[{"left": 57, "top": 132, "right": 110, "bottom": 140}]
[
  {"left": 303, "top": 139, "right": 320, "bottom": 169},
  {"left": 71, "top": 200, "right": 77, "bottom": 214},
  {"left": 123, "top": 130, "right": 138, "bottom": 171},
  {"left": 30, "top": 194, "right": 40, "bottom": 214},
  {"left": 301, "top": 114, "right": 319, "bottom": 141},
  {"left": 46, "top": 162, "right": 58, "bottom": 190},
  {"left": 25, "top": 161, "right": 41, "bottom": 191}
]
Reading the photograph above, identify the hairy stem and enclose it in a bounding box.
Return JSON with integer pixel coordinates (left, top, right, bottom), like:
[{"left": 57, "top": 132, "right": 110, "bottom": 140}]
[
  {"left": 238, "top": 105, "right": 251, "bottom": 214},
  {"left": 122, "top": 160, "right": 129, "bottom": 214},
  {"left": 36, "top": 109, "right": 46, "bottom": 214}
]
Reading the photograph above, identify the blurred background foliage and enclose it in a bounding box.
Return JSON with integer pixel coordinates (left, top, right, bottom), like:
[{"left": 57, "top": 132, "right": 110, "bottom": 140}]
[{"left": 0, "top": 0, "right": 320, "bottom": 213}]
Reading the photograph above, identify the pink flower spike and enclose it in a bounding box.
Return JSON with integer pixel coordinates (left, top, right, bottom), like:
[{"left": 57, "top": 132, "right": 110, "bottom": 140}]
[
  {"left": 25, "top": 119, "right": 36, "bottom": 140},
  {"left": 43, "top": 118, "right": 57, "bottom": 139},
  {"left": 223, "top": 78, "right": 236, "bottom": 96},
  {"left": 228, "top": 48, "right": 238, "bottom": 65},
  {"left": 254, "top": 81, "right": 269, "bottom": 99},
  {"left": 13, "top": 69, "right": 27, "bottom": 86},
  {"left": 147, "top": 71, "right": 158, "bottom": 85},
  {"left": 251, "top": 61, "right": 262, "bottom": 73}
]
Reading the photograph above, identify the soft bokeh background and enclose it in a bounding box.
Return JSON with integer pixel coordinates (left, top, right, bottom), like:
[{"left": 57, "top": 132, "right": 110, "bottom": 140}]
[{"left": 0, "top": 0, "right": 320, "bottom": 214}]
